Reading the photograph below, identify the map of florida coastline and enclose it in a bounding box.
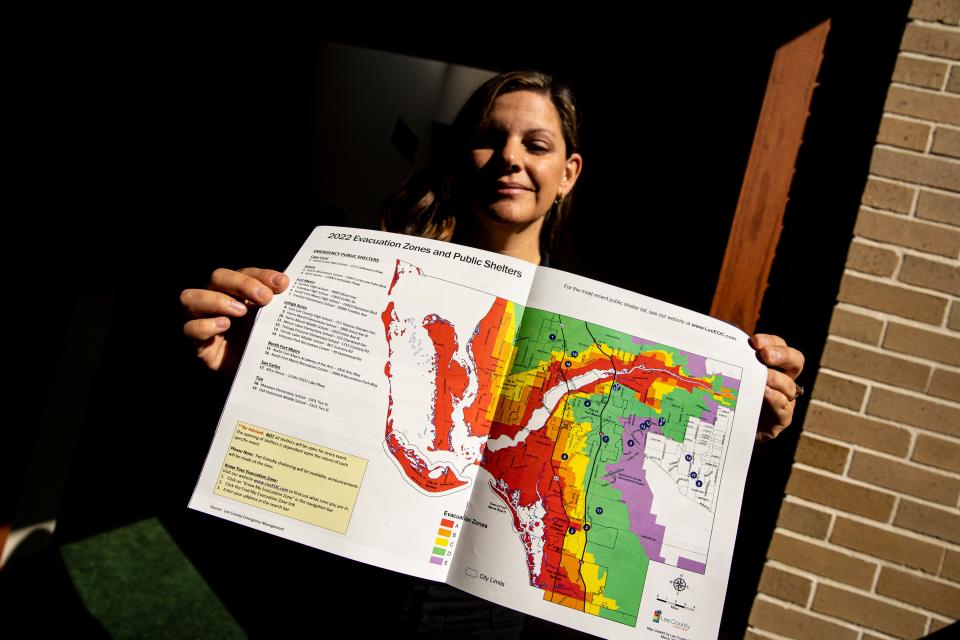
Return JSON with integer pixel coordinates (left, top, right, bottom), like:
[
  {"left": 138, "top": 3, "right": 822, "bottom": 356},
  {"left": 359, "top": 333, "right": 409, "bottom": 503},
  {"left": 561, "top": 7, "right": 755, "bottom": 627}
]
[
  {"left": 380, "top": 260, "right": 741, "bottom": 627},
  {"left": 380, "top": 259, "right": 520, "bottom": 495}
]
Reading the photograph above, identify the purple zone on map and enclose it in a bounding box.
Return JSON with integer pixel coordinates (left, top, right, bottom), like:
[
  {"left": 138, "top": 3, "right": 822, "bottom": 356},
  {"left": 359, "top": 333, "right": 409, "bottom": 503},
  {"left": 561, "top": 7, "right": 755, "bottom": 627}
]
[
  {"left": 611, "top": 413, "right": 710, "bottom": 576},
  {"left": 677, "top": 557, "right": 707, "bottom": 574},
  {"left": 605, "top": 415, "right": 666, "bottom": 563},
  {"left": 700, "top": 396, "right": 719, "bottom": 424}
]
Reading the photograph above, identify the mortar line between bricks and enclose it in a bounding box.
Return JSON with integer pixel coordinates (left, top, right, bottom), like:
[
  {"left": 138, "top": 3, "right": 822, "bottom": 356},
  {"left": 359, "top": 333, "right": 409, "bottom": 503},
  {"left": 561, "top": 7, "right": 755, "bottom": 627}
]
[
  {"left": 801, "top": 404, "right": 960, "bottom": 456},
  {"left": 826, "top": 332, "right": 960, "bottom": 373},
  {"left": 867, "top": 173, "right": 960, "bottom": 197},
  {"left": 845, "top": 259, "right": 960, "bottom": 289},
  {"left": 838, "top": 434, "right": 855, "bottom": 476},
  {"left": 779, "top": 495, "right": 960, "bottom": 551},
  {"left": 820, "top": 335, "right": 960, "bottom": 378},
  {"left": 849, "top": 233, "right": 960, "bottom": 266},
  {"left": 858, "top": 627, "right": 903, "bottom": 640},
  {"left": 755, "top": 590, "right": 937, "bottom": 635},
  {"left": 907, "top": 425, "right": 919, "bottom": 460},
  {"left": 744, "top": 624, "right": 800, "bottom": 640},
  {"left": 795, "top": 431, "right": 945, "bottom": 478},
  {"left": 763, "top": 559, "right": 826, "bottom": 607},
  {"left": 786, "top": 462, "right": 960, "bottom": 524},
  {"left": 805, "top": 396, "right": 959, "bottom": 449},
  {"left": 859, "top": 381, "right": 871, "bottom": 414},
  {"left": 888, "top": 495, "right": 899, "bottom": 528},
  {"left": 841, "top": 268, "right": 955, "bottom": 303},
  {"left": 834, "top": 301, "right": 898, "bottom": 323},
  {"left": 875, "top": 142, "right": 960, "bottom": 164},
  {"left": 910, "top": 180, "right": 923, "bottom": 216},
  {"left": 905, "top": 18, "right": 960, "bottom": 33},
  {"left": 754, "top": 592, "right": 867, "bottom": 632},
  {"left": 747, "top": 625, "right": 797, "bottom": 640},
  {"left": 806, "top": 574, "right": 818, "bottom": 610},
  {"left": 882, "top": 111, "right": 960, "bottom": 130},
  {"left": 857, "top": 202, "right": 960, "bottom": 233},
  {"left": 933, "top": 121, "right": 960, "bottom": 132},
  {"left": 789, "top": 462, "right": 960, "bottom": 517},
  {"left": 809, "top": 391, "right": 960, "bottom": 430},
  {"left": 833, "top": 300, "right": 952, "bottom": 334},
  {"left": 898, "top": 49, "right": 960, "bottom": 65},
  {"left": 878, "top": 312, "right": 891, "bottom": 346},
  {"left": 757, "top": 564, "right": 956, "bottom": 624},
  {"left": 778, "top": 496, "right": 960, "bottom": 553},
  {"left": 835, "top": 289, "right": 953, "bottom": 329},
  {"left": 801, "top": 410, "right": 958, "bottom": 474},
  {"left": 889, "top": 80, "right": 960, "bottom": 99},
  {"left": 930, "top": 614, "right": 960, "bottom": 636}
]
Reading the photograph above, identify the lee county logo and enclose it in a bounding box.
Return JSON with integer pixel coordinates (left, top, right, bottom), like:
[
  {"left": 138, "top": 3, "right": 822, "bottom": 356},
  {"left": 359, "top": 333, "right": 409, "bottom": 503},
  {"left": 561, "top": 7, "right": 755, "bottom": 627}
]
[{"left": 652, "top": 610, "right": 691, "bottom": 632}]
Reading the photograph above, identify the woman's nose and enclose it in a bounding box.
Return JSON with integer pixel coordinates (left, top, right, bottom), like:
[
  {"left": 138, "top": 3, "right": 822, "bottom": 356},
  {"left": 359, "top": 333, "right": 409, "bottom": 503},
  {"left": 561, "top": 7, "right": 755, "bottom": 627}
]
[{"left": 498, "top": 141, "right": 522, "bottom": 172}]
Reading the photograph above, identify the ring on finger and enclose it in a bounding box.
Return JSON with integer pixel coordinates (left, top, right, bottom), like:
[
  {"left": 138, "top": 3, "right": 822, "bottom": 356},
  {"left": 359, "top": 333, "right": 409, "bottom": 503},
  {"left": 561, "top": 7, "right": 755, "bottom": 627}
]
[{"left": 792, "top": 383, "right": 805, "bottom": 402}]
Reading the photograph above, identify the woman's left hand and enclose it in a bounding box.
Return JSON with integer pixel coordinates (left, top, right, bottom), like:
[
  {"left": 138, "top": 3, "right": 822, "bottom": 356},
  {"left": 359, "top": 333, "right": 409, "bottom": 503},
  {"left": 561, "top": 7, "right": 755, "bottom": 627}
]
[{"left": 749, "top": 334, "right": 805, "bottom": 443}]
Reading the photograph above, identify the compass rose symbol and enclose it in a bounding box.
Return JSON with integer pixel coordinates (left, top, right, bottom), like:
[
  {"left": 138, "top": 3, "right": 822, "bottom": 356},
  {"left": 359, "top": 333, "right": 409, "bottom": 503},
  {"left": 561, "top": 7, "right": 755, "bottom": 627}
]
[{"left": 671, "top": 576, "right": 688, "bottom": 594}]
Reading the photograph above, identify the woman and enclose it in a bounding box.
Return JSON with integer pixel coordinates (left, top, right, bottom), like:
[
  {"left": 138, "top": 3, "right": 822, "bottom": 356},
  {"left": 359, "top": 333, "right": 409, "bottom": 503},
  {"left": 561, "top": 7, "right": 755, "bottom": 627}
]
[
  {"left": 181, "top": 69, "right": 803, "bottom": 440},
  {"left": 180, "top": 69, "right": 804, "bottom": 636}
]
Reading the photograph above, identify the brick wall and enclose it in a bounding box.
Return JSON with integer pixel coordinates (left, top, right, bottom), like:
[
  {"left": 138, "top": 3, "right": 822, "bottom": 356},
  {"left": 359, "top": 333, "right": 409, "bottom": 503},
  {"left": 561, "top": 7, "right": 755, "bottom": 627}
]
[{"left": 747, "top": 2, "right": 960, "bottom": 639}]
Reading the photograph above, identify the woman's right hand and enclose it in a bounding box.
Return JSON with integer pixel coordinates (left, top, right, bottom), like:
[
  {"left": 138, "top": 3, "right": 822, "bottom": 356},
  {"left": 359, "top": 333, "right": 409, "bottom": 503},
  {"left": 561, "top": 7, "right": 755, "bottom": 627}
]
[{"left": 180, "top": 267, "right": 290, "bottom": 374}]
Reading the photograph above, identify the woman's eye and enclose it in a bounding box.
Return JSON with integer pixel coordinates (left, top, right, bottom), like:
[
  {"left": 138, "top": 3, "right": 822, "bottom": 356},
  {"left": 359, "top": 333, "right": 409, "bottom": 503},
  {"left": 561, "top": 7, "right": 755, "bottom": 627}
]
[{"left": 527, "top": 142, "right": 550, "bottom": 153}]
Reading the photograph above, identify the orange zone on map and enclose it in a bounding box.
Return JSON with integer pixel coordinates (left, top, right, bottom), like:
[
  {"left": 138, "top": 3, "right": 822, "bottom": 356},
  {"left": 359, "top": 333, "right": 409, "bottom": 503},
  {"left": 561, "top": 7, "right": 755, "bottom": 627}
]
[{"left": 461, "top": 297, "right": 511, "bottom": 441}]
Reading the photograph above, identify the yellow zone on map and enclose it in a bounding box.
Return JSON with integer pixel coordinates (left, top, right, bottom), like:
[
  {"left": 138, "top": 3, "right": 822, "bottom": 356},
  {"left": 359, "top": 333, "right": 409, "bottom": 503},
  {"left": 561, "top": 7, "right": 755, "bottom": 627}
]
[
  {"left": 215, "top": 421, "right": 367, "bottom": 534},
  {"left": 484, "top": 301, "right": 521, "bottom": 423}
]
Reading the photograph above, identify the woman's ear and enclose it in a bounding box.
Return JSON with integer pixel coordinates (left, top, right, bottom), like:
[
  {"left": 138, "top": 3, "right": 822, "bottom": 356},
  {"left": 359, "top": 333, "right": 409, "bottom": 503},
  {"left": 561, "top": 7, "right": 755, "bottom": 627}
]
[{"left": 561, "top": 153, "right": 583, "bottom": 196}]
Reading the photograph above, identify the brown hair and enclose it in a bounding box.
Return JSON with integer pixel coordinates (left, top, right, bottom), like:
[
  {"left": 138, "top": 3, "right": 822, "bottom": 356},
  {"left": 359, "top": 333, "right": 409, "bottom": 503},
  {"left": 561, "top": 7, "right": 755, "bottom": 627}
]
[{"left": 379, "top": 69, "right": 582, "bottom": 261}]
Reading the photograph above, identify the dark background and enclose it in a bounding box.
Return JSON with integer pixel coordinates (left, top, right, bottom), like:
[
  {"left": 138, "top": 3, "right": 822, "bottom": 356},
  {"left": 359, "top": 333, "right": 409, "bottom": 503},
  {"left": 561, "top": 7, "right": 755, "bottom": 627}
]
[{"left": 6, "top": 4, "right": 910, "bottom": 637}]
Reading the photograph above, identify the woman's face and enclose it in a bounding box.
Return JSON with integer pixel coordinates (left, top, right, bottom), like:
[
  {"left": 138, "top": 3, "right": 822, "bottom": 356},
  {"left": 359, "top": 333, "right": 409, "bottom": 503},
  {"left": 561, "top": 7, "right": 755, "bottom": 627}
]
[{"left": 466, "top": 90, "right": 582, "bottom": 230}]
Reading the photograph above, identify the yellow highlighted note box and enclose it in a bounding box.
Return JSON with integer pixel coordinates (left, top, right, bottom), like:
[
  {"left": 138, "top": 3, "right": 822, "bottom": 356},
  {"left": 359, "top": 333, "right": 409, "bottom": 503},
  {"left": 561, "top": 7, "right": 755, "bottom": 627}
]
[{"left": 214, "top": 421, "right": 367, "bottom": 534}]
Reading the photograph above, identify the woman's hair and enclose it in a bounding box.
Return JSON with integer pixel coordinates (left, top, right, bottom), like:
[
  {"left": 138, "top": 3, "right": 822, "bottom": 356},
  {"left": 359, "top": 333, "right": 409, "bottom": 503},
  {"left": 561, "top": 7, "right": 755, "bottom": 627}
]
[{"left": 380, "top": 69, "right": 581, "bottom": 260}]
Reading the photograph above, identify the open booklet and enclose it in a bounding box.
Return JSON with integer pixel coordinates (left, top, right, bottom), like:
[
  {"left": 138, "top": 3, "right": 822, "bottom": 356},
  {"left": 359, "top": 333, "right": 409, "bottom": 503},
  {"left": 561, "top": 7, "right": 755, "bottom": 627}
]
[{"left": 189, "top": 225, "right": 766, "bottom": 639}]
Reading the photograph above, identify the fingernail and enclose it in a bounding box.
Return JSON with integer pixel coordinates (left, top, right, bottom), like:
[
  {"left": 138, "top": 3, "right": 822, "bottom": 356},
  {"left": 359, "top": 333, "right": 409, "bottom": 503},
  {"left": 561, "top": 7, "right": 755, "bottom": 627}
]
[
  {"left": 229, "top": 301, "right": 247, "bottom": 314},
  {"left": 272, "top": 273, "right": 285, "bottom": 286},
  {"left": 255, "top": 286, "right": 270, "bottom": 300},
  {"left": 769, "top": 349, "right": 781, "bottom": 362},
  {"left": 215, "top": 317, "right": 229, "bottom": 329}
]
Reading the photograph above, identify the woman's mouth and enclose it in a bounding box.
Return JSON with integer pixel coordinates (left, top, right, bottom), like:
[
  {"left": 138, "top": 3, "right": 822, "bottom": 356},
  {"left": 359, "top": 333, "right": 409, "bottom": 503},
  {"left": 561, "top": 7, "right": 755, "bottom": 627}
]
[{"left": 494, "top": 182, "right": 533, "bottom": 195}]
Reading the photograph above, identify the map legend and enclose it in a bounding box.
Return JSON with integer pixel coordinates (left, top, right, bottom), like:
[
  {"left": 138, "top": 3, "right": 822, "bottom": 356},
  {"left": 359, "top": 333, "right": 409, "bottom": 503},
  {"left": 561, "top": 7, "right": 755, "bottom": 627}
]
[{"left": 430, "top": 517, "right": 456, "bottom": 565}]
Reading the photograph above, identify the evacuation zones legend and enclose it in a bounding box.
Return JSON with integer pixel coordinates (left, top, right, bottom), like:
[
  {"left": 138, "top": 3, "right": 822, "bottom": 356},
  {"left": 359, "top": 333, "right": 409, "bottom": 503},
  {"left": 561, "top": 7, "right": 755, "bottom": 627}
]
[
  {"left": 430, "top": 516, "right": 460, "bottom": 566},
  {"left": 214, "top": 422, "right": 368, "bottom": 534}
]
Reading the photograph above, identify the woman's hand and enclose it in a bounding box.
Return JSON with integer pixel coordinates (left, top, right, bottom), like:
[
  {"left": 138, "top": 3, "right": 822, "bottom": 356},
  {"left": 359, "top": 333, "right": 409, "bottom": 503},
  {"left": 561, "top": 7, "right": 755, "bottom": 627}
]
[
  {"left": 180, "top": 267, "right": 290, "bottom": 374},
  {"left": 749, "top": 333, "right": 805, "bottom": 443}
]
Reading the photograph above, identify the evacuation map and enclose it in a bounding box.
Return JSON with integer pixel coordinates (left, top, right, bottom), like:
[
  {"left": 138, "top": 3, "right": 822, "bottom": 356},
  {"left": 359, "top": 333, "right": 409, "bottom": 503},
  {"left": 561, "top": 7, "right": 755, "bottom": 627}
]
[{"left": 381, "top": 260, "right": 741, "bottom": 627}]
